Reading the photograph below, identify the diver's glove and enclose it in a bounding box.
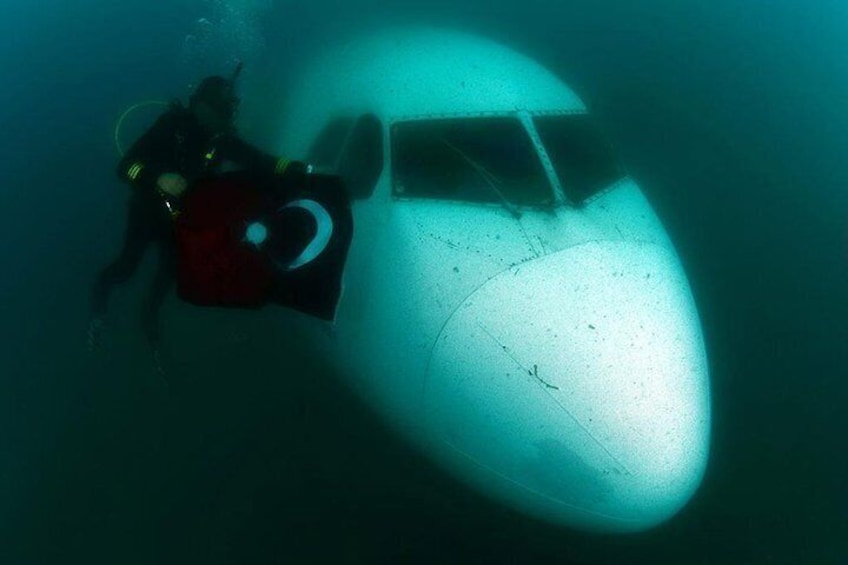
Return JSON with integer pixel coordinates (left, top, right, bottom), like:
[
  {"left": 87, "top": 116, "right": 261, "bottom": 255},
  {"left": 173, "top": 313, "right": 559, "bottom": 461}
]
[
  {"left": 155, "top": 173, "right": 186, "bottom": 219},
  {"left": 157, "top": 173, "right": 188, "bottom": 197}
]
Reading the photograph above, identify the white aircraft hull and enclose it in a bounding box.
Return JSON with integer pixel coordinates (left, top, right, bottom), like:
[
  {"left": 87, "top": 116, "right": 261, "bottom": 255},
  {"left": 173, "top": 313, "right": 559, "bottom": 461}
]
[{"left": 262, "top": 27, "right": 711, "bottom": 531}]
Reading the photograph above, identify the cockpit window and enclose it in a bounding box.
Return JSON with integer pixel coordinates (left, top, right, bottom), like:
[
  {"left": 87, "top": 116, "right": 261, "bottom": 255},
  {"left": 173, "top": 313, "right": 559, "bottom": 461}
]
[
  {"left": 534, "top": 114, "right": 626, "bottom": 204},
  {"left": 338, "top": 114, "right": 383, "bottom": 199},
  {"left": 391, "top": 118, "right": 552, "bottom": 207},
  {"left": 307, "top": 117, "right": 355, "bottom": 169},
  {"left": 307, "top": 114, "right": 383, "bottom": 199}
]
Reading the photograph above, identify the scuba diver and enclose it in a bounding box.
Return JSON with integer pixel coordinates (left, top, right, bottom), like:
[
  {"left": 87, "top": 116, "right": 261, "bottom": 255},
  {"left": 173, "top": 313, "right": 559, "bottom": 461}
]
[{"left": 89, "top": 64, "right": 312, "bottom": 353}]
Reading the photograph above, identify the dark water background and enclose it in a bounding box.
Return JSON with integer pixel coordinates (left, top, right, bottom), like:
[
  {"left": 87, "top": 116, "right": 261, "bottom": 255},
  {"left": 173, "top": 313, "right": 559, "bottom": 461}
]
[{"left": 1, "top": 1, "right": 846, "bottom": 563}]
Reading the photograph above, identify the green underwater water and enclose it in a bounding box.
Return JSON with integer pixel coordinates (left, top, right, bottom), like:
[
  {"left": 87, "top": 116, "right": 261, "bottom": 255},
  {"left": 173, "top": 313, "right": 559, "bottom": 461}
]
[{"left": 0, "top": 1, "right": 846, "bottom": 563}]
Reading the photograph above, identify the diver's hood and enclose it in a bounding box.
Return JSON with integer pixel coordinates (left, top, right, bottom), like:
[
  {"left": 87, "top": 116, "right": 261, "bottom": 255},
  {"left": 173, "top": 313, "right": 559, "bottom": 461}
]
[
  {"left": 189, "top": 62, "right": 244, "bottom": 120},
  {"left": 190, "top": 75, "right": 239, "bottom": 120}
]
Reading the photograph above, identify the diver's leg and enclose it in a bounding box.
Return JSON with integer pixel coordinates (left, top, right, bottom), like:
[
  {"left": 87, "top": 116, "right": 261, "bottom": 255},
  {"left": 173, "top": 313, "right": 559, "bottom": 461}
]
[
  {"left": 89, "top": 194, "right": 155, "bottom": 351},
  {"left": 141, "top": 232, "right": 177, "bottom": 345},
  {"left": 91, "top": 193, "right": 154, "bottom": 317}
]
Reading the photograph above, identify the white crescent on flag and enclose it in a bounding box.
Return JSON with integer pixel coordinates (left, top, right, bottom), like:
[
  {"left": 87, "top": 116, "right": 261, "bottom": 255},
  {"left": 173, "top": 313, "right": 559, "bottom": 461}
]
[{"left": 277, "top": 199, "right": 334, "bottom": 271}]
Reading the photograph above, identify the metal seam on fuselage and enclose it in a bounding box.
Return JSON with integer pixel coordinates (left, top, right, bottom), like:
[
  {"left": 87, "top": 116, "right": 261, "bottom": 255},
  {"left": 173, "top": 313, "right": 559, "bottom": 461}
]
[
  {"left": 442, "top": 438, "right": 641, "bottom": 525},
  {"left": 474, "top": 321, "right": 633, "bottom": 477},
  {"left": 421, "top": 238, "right": 662, "bottom": 400}
]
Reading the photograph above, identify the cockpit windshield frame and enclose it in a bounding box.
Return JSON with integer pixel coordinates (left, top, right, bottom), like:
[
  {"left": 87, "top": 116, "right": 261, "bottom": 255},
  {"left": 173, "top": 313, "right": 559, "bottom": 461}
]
[
  {"left": 531, "top": 111, "right": 627, "bottom": 205},
  {"left": 389, "top": 114, "right": 557, "bottom": 211},
  {"left": 389, "top": 111, "right": 626, "bottom": 210}
]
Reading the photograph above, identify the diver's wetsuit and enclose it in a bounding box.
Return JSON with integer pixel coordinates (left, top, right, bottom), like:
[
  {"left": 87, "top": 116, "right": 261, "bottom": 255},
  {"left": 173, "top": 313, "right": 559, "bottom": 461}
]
[{"left": 92, "top": 103, "right": 296, "bottom": 343}]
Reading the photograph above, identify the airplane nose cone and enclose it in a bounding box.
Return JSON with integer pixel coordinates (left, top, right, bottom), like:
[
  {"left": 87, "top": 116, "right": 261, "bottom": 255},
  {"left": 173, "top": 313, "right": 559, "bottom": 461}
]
[{"left": 423, "top": 241, "right": 711, "bottom": 531}]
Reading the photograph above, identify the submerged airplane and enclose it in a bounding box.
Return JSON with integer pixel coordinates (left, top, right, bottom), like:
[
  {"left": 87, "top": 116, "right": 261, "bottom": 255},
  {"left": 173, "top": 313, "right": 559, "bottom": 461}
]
[{"left": 259, "top": 27, "right": 711, "bottom": 532}]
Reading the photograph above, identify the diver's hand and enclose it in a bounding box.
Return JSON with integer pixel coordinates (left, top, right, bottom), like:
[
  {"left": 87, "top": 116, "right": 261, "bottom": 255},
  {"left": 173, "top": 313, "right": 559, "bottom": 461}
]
[{"left": 157, "top": 173, "right": 188, "bottom": 197}]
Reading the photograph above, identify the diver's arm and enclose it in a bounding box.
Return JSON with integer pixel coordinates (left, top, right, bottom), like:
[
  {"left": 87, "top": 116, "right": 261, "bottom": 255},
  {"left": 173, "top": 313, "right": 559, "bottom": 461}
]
[
  {"left": 221, "top": 136, "right": 310, "bottom": 179},
  {"left": 116, "top": 111, "right": 180, "bottom": 191}
]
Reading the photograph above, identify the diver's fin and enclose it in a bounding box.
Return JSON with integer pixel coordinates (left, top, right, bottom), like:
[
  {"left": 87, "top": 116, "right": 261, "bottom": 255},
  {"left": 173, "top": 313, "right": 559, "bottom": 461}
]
[
  {"left": 150, "top": 345, "right": 173, "bottom": 397},
  {"left": 87, "top": 317, "right": 105, "bottom": 353}
]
